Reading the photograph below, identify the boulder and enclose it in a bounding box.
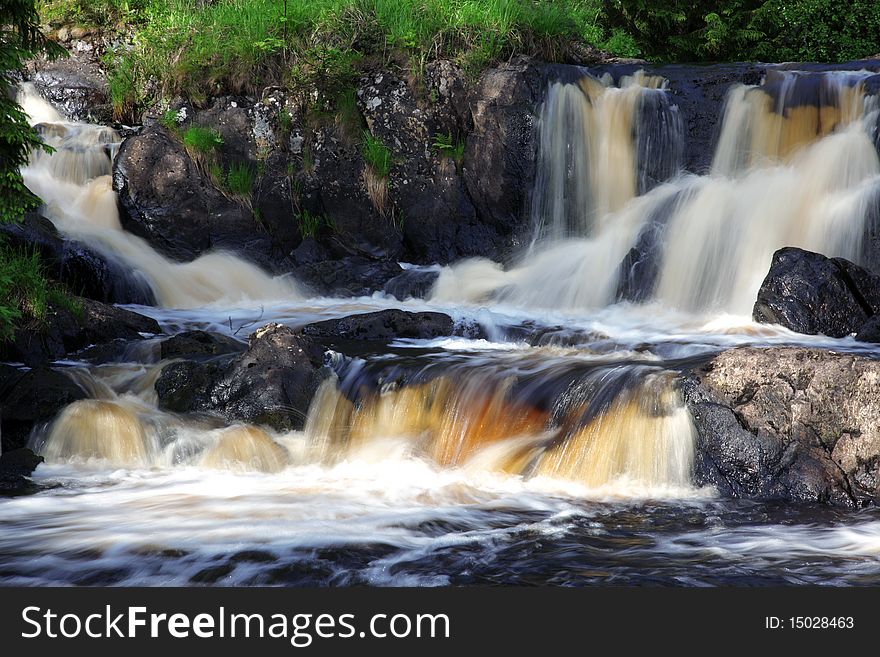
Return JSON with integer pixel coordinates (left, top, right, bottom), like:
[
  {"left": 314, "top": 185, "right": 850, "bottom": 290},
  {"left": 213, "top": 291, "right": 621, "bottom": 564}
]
[
  {"left": 0, "top": 365, "right": 87, "bottom": 452},
  {"left": 0, "top": 212, "right": 155, "bottom": 305},
  {"left": 753, "top": 247, "right": 880, "bottom": 337},
  {"left": 0, "top": 298, "right": 161, "bottom": 366},
  {"left": 382, "top": 268, "right": 440, "bottom": 301},
  {"left": 462, "top": 57, "right": 545, "bottom": 249},
  {"left": 357, "top": 69, "right": 493, "bottom": 264},
  {"left": 155, "top": 323, "right": 325, "bottom": 431},
  {"left": 27, "top": 48, "right": 112, "bottom": 124},
  {"left": 0, "top": 447, "right": 45, "bottom": 494},
  {"left": 113, "top": 125, "right": 273, "bottom": 265},
  {"left": 683, "top": 347, "right": 880, "bottom": 506},
  {"left": 159, "top": 331, "right": 245, "bottom": 361},
  {"left": 302, "top": 310, "right": 455, "bottom": 343}
]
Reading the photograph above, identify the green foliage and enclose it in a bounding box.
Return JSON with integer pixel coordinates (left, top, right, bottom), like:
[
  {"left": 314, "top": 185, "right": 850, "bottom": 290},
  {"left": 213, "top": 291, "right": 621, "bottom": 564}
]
[
  {"left": 277, "top": 107, "right": 293, "bottom": 136},
  {"left": 0, "top": 244, "right": 49, "bottom": 339},
  {"left": 0, "top": 243, "right": 83, "bottom": 340},
  {"left": 334, "top": 87, "right": 363, "bottom": 138},
  {"left": 2, "top": 0, "right": 66, "bottom": 225},
  {"left": 225, "top": 162, "right": 256, "bottom": 196},
  {"left": 361, "top": 130, "right": 391, "bottom": 178},
  {"left": 602, "top": 0, "right": 880, "bottom": 62},
  {"left": 298, "top": 209, "right": 324, "bottom": 239},
  {"left": 751, "top": 0, "right": 880, "bottom": 63},
  {"left": 160, "top": 108, "right": 179, "bottom": 130},
  {"left": 183, "top": 126, "right": 224, "bottom": 153},
  {"left": 432, "top": 131, "right": 465, "bottom": 166}
]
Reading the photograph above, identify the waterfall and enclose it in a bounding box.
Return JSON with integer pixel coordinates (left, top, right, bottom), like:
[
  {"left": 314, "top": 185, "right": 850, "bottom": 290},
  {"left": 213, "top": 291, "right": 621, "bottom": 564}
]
[
  {"left": 530, "top": 71, "right": 683, "bottom": 243},
  {"left": 436, "top": 69, "right": 880, "bottom": 316},
  {"left": 16, "top": 83, "right": 301, "bottom": 309}
]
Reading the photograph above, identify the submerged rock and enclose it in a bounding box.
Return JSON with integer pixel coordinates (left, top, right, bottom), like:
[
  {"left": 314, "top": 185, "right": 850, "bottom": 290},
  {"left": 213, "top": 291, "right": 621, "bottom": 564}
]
[
  {"left": 0, "top": 365, "right": 88, "bottom": 452},
  {"left": 155, "top": 323, "right": 326, "bottom": 431},
  {"left": 683, "top": 347, "right": 880, "bottom": 506},
  {"left": 302, "top": 310, "right": 455, "bottom": 343},
  {"left": 382, "top": 269, "right": 440, "bottom": 301},
  {"left": 753, "top": 247, "right": 880, "bottom": 338}
]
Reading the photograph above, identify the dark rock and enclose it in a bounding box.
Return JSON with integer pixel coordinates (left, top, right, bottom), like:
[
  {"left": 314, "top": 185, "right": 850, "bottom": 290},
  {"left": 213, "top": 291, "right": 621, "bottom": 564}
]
[
  {"left": 463, "top": 58, "right": 545, "bottom": 250},
  {"left": 154, "top": 360, "right": 225, "bottom": 414},
  {"left": 113, "top": 125, "right": 273, "bottom": 265},
  {"left": 28, "top": 50, "right": 112, "bottom": 124},
  {"left": 683, "top": 347, "right": 880, "bottom": 506},
  {"left": 0, "top": 365, "right": 87, "bottom": 452},
  {"left": 856, "top": 314, "right": 880, "bottom": 343},
  {"left": 155, "top": 324, "right": 326, "bottom": 431},
  {"left": 300, "top": 120, "right": 404, "bottom": 261},
  {"left": 0, "top": 212, "right": 155, "bottom": 305},
  {"left": 0, "top": 298, "right": 161, "bottom": 367},
  {"left": 382, "top": 269, "right": 439, "bottom": 300},
  {"left": 0, "top": 448, "right": 44, "bottom": 478},
  {"left": 292, "top": 246, "right": 403, "bottom": 297},
  {"left": 753, "top": 247, "right": 880, "bottom": 337},
  {"left": 160, "top": 331, "right": 245, "bottom": 361},
  {"left": 302, "top": 310, "right": 455, "bottom": 342}
]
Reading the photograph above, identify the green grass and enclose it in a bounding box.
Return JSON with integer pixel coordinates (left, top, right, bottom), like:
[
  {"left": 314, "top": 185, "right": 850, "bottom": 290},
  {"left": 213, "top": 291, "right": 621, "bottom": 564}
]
[
  {"left": 39, "top": 0, "right": 618, "bottom": 116},
  {"left": 225, "top": 162, "right": 256, "bottom": 196},
  {"left": 0, "top": 244, "right": 75, "bottom": 340},
  {"left": 298, "top": 209, "right": 323, "bottom": 239},
  {"left": 361, "top": 130, "right": 391, "bottom": 178},
  {"left": 183, "top": 126, "right": 224, "bottom": 153},
  {"left": 160, "top": 108, "right": 179, "bottom": 130}
]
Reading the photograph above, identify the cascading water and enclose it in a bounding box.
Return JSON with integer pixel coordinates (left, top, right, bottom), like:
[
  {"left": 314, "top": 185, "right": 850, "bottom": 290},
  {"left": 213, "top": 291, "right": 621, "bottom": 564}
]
[
  {"left": 437, "top": 69, "right": 880, "bottom": 315},
  {"left": 530, "top": 71, "right": 683, "bottom": 243},
  {"left": 6, "top": 70, "right": 880, "bottom": 587},
  {"left": 16, "top": 83, "right": 301, "bottom": 308}
]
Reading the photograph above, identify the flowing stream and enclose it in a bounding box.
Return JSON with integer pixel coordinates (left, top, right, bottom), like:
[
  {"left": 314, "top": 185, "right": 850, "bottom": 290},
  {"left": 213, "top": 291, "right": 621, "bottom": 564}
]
[{"left": 3, "top": 71, "right": 880, "bottom": 586}]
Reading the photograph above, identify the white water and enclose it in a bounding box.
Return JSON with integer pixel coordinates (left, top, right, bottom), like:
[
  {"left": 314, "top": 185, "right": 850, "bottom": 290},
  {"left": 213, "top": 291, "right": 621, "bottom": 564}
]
[
  {"left": 5, "top": 71, "right": 880, "bottom": 586},
  {"left": 436, "top": 69, "right": 880, "bottom": 316},
  {"left": 17, "top": 83, "right": 301, "bottom": 309}
]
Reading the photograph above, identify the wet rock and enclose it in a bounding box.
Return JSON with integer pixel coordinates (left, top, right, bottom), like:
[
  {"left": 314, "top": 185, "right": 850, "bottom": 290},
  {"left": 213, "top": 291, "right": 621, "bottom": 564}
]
[
  {"left": 155, "top": 324, "right": 326, "bottom": 431},
  {"left": 302, "top": 310, "right": 455, "bottom": 343},
  {"left": 293, "top": 249, "right": 403, "bottom": 297},
  {"left": 160, "top": 331, "right": 245, "bottom": 361},
  {"left": 0, "top": 448, "right": 44, "bottom": 478},
  {"left": 753, "top": 247, "right": 880, "bottom": 337},
  {"left": 382, "top": 268, "right": 439, "bottom": 300},
  {"left": 0, "top": 298, "right": 161, "bottom": 367},
  {"left": 683, "top": 347, "right": 880, "bottom": 506},
  {"left": 300, "top": 121, "right": 404, "bottom": 261},
  {"left": 0, "top": 212, "right": 155, "bottom": 305},
  {"left": 0, "top": 365, "right": 87, "bottom": 452},
  {"left": 113, "top": 125, "right": 273, "bottom": 265},
  {"left": 27, "top": 48, "right": 112, "bottom": 124},
  {"left": 855, "top": 315, "right": 880, "bottom": 343},
  {"left": 463, "top": 57, "right": 545, "bottom": 250}
]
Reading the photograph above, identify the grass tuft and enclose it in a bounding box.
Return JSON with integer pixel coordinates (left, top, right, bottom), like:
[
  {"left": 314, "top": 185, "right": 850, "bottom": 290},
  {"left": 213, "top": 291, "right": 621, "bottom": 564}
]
[{"left": 183, "top": 126, "right": 224, "bottom": 153}]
